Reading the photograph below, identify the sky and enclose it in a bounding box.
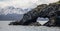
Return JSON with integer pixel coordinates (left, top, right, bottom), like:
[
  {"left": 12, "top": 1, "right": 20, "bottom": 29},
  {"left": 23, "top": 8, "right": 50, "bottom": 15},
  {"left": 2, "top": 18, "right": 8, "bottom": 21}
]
[
  {"left": 0, "top": 0, "right": 59, "bottom": 15},
  {"left": 0, "top": 0, "right": 59, "bottom": 8}
]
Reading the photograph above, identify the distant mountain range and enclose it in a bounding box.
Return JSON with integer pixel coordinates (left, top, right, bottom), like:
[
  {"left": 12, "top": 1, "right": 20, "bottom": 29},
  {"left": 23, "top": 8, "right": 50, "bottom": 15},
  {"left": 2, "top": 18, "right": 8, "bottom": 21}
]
[
  {"left": 0, "top": 14, "right": 23, "bottom": 20},
  {"left": 0, "top": 6, "right": 32, "bottom": 20},
  {"left": 0, "top": 6, "right": 32, "bottom": 15}
]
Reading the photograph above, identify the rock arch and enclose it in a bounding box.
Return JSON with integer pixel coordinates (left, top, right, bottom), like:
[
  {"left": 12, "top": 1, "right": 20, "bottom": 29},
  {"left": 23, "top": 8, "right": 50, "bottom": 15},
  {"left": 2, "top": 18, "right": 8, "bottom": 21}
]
[{"left": 9, "top": 1, "right": 60, "bottom": 26}]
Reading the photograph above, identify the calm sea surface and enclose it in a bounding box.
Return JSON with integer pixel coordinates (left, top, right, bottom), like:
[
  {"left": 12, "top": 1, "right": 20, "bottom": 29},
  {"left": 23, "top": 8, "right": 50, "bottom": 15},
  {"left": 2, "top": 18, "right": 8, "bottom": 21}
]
[{"left": 0, "top": 21, "right": 60, "bottom": 31}]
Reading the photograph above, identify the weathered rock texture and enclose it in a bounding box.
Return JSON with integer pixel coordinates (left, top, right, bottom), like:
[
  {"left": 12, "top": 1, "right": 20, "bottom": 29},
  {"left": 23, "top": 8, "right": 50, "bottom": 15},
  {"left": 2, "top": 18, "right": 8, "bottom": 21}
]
[
  {"left": 43, "top": 1, "right": 60, "bottom": 27},
  {"left": 9, "top": 4, "right": 47, "bottom": 26},
  {"left": 9, "top": 1, "right": 60, "bottom": 26}
]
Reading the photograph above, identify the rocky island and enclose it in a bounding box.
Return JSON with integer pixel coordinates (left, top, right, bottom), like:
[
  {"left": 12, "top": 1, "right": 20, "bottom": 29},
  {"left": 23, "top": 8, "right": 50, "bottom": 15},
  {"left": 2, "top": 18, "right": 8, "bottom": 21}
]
[{"left": 9, "top": 1, "right": 60, "bottom": 27}]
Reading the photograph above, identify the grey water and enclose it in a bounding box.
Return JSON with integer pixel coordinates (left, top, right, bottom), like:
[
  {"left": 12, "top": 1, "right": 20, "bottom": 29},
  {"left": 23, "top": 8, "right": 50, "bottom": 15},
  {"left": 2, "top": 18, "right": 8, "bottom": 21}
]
[
  {"left": 0, "top": 16, "right": 60, "bottom": 31},
  {"left": 0, "top": 17, "right": 60, "bottom": 31},
  {"left": 0, "top": 21, "right": 60, "bottom": 31}
]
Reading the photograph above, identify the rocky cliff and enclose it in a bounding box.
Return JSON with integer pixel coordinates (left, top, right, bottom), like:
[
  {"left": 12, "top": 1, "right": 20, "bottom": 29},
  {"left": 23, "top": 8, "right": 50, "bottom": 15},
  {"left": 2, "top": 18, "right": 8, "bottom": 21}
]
[{"left": 9, "top": 1, "right": 60, "bottom": 26}]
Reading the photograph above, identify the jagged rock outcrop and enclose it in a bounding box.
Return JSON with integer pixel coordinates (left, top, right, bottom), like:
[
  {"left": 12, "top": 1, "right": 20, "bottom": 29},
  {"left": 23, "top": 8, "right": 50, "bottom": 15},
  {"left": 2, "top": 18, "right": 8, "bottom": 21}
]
[
  {"left": 9, "top": 4, "right": 47, "bottom": 26},
  {"left": 43, "top": 1, "right": 60, "bottom": 27},
  {"left": 9, "top": 1, "right": 60, "bottom": 26}
]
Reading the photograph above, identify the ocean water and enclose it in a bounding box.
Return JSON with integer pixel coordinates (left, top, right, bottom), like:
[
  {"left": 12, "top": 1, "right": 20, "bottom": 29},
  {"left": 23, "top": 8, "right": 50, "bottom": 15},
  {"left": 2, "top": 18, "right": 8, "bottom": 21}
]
[{"left": 0, "top": 21, "right": 60, "bottom": 31}]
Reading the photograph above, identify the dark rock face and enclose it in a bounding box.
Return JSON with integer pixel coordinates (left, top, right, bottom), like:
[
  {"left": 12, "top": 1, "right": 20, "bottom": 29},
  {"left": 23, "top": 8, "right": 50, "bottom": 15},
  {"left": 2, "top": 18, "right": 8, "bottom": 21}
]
[
  {"left": 43, "top": 4, "right": 60, "bottom": 27},
  {"left": 9, "top": 4, "right": 47, "bottom": 25},
  {"left": 28, "top": 22, "right": 41, "bottom": 26},
  {"left": 9, "top": 1, "right": 60, "bottom": 26}
]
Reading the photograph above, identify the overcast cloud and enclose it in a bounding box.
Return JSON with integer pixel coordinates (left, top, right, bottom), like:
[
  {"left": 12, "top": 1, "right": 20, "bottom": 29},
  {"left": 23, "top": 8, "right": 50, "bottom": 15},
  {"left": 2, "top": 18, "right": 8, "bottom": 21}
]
[
  {"left": 0, "top": 0, "right": 59, "bottom": 15},
  {"left": 0, "top": 0, "right": 59, "bottom": 8}
]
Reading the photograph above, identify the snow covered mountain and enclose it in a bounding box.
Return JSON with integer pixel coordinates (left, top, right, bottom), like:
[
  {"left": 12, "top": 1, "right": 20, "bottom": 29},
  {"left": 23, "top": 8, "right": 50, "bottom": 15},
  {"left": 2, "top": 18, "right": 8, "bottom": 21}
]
[
  {"left": 0, "top": 6, "right": 32, "bottom": 15},
  {"left": 0, "top": 6, "right": 32, "bottom": 20}
]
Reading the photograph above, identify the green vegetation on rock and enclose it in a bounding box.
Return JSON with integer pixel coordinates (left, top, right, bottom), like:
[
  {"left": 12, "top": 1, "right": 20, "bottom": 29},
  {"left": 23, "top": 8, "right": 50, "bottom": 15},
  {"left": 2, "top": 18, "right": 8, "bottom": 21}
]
[{"left": 55, "top": 1, "right": 60, "bottom": 4}]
